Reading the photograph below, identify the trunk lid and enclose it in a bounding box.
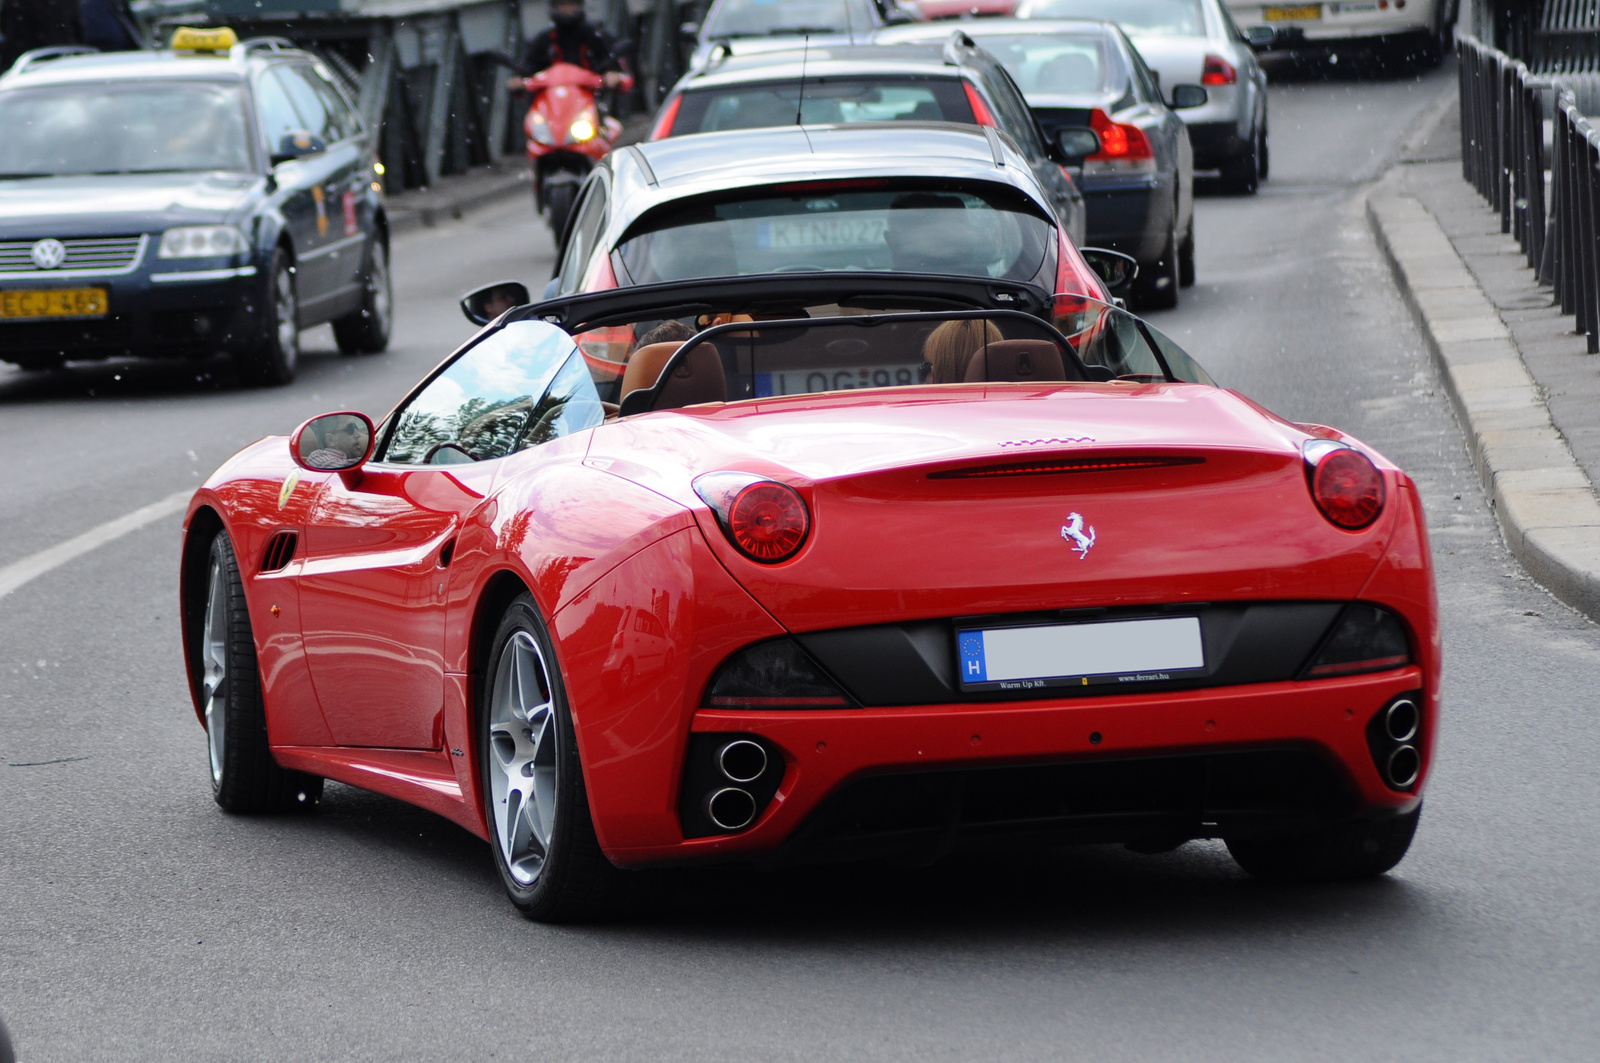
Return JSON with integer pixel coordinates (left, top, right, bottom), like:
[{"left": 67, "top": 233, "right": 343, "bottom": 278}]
[{"left": 586, "top": 384, "right": 1393, "bottom": 631}]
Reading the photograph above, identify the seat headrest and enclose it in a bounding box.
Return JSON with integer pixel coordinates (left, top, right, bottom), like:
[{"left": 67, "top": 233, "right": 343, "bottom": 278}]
[
  {"left": 619, "top": 341, "right": 726, "bottom": 409},
  {"left": 962, "top": 339, "right": 1068, "bottom": 383}
]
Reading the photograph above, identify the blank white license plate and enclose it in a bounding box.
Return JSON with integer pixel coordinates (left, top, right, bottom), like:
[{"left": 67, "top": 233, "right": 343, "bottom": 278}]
[{"left": 957, "top": 616, "right": 1205, "bottom": 692}]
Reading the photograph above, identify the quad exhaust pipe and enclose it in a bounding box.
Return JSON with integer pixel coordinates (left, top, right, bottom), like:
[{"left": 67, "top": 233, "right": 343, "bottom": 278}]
[
  {"left": 705, "top": 787, "right": 758, "bottom": 830},
  {"left": 1384, "top": 698, "right": 1419, "bottom": 743},
  {"left": 1386, "top": 745, "right": 1420, "bottom": 789}
]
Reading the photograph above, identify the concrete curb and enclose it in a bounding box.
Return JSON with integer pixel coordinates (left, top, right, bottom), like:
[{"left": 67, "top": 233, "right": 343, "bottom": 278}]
[
  {"left": 1368, "top": 193, "right": 1600, "bottom": 619},
  {"left": 387, "top": 169, "right": 529, "bottom": 235}
]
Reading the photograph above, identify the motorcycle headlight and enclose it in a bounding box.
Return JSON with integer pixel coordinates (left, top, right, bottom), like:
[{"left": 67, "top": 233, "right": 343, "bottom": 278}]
[
  {"left": 568, "top": 109, "right": 599, "bottom": 144},
  {"left": 527, "top": 111, "right": 556, "bottom": 146},
  {"left": 158, "top": 226, "right": 248, "bottom": 259}
]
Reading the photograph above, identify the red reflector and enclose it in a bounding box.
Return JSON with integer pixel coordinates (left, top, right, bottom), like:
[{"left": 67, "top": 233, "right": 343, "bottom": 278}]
[
  {"left": 930, "top": 456, "right": 1203, "bottom": 479},
  {"left": 1307, "top": 654, "right": 1409, "bottom": 678},
  {"left": 1201, "top": 54, "right": 1237, "bottom": 86},
  {"left": 963, "top": 81, "right": 997, "bottom": 127},
  {"left": 705, "top": 695, "right": 850, "bottom": 708},
  {"left": 728, "top": 482, "right": 808, "bottom": 561},
  {"left": 1312, "top": 449, "right": 1385, "bottom": 529},
  {"left": 773, "top": 179, "right": 892, "bottom": 194},
  {"left": 1087, "top": 108, "right": 1153, "bottom": 159},
  {"left": 648, "top": 94, "right": 682, "bottom": 139}
]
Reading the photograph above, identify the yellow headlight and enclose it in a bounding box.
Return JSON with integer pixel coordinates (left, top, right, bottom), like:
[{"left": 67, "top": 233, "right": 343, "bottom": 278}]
[{"left": 569, "top": 119, "right": 596, "bottom": 142}]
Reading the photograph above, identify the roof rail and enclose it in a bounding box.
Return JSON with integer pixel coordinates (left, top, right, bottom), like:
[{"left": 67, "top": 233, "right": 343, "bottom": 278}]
[
  {"left": 6, "top": 45, "right": 100, "bottom": 77},
  {"left": 232, "top": 37, "right": 299, "bottom": 60},
  {"left": 942, "top": 30, "right": 977, "bottom": 65}
]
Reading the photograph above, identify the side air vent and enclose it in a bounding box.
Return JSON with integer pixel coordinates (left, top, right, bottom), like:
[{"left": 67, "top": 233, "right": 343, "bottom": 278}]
[
  {"left": 260, "top": 531, "right": 298, "bottom": 574},
  {"left": 928, "top": 455, "right": 1204, "bottom": 480}
]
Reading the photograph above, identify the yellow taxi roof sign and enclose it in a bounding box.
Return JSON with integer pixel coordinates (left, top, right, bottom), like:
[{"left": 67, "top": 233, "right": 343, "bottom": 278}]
[{"left": 170, "top": 26, "right": 238, "bottom": 55}]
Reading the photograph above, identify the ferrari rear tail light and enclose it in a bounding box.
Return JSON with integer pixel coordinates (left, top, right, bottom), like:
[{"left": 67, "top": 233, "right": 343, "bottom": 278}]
[
  {"left": 1201, "top": 54, "right": 1237, "bottom": 86},
  {"left": 1085, "top": 109, "right": 1155, "bottom": 173},
  {"left": 1305, "top": 603, "right": 1411, "bottom": 678},
  {"left": 694, "top": 472, "right": 810, "bottom": 563},
  {"left": 1303, "top": 440, "right": 1386, "bottom": 529},
  {"left": 649, "top": 94, "right": 682, "bottom": 139},
  {"left": 704, "top": 639, "right": 853, "bottom": 708},
  {"left": 963, "top": 81, "right": 997, "bottom": 126}
]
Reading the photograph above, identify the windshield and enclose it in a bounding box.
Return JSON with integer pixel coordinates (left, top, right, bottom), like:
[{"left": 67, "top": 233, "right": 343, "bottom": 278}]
[
  {"left": 550, "top": 297, "right": 1213, "bottom": 416},
  {"left": 974, "top": 35, "right": 1109, "bottom": 97},
  {"left": 704, "top": 0, "right": 874, "bottom": 38},
  {"left": 618, "top": 183, "right": 1054, "bottom": 286},
  {"left": 672, "top": 78, "right": 974, "bottom": 135},
  {"left": 1019, "top": 0, "right": 1205, "bottom": 37},
  {"left": 0, "top": 82, "right": 252, "bottom": 176}
]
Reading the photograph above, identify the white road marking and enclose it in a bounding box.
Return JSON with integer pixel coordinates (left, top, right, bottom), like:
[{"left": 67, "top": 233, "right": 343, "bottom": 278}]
[{"left": 0, "top": 490, "right": 191, "bottom": 601}]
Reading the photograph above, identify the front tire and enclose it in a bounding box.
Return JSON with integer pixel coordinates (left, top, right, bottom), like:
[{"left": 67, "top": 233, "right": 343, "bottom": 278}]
[
  {"left": 1226, "top": 805, "right": 1421, "bottom": 882},
  {"left": 480, "top": 594, "right": 636, "bottom": 921},
  {"left": 1219, "top": 134, "right": 1260, "bottom": 195},
  {"left": 236, "top": 248, "right": 299, "bottom": 386},
  {"left": 544, "top": 181, "right": 578, "bottom": 238},
  {"left": 332, "top": 238, "right": 392, "bottom": 355},
  {"left": 199, "top": 531, "right": 322, "bottom": 813}
]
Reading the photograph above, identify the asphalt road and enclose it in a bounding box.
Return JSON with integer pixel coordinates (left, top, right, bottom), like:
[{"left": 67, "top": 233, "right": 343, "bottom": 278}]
[{"left": 4, "top": 61, "right": 1599, "bottom": 1061}]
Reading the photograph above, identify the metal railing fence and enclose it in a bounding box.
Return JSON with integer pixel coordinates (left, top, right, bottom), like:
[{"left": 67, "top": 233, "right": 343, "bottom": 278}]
[{"left": 1460, "top": 33, "right": 1600, "bottom": 352}]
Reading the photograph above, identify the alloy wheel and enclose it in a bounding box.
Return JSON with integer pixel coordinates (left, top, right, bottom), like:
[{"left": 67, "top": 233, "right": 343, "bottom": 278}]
[
  {"left": 488, "top": 631, "right": 559, "bottom": 886},
  {"left": 201, "top": 558, "right": 229, "bottom": 786}
]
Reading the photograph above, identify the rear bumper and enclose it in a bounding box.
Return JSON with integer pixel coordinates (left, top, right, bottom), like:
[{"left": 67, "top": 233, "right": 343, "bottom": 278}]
[
  {"left": 605, "top": 666, "right": 1431, "bottom": 867},
  {"left": 1082, "top": 175, "right": 1173, "bottom": 263},
  {"left": 0, "top": 267, "right": 263, "bottom": 364},
  {"left": 1187, "top": 121, "right": 1254, "bottom": 170}
]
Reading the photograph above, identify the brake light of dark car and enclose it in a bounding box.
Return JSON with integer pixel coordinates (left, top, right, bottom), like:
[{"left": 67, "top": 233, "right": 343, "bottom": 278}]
[
  {"left": 1303, "top": 439, "right": 1386, "bottom": 530},
  {"left": 1201, "top": 54, "right": 1238, "bottom": 86},
  {"left": 1055, "top": 230, "right": 1109, "bottom": 302},
  {"left": 703, "top": 639, "right": 853, "bottom": 708},
  {"left": 1304, "top": 603, "right": 1411, "bottom": 678},
  {"left": 962, "top": 82, "right": 997, "bottom": 126},
  {"left": 1085, "top": 109, "right": 1155, "bottom": 173},
  {"left": 693, "top": 472, "right": 810, "bottom": 563},
  {"left": 649, "top": 94, "right": 682, "bottom": 139}
]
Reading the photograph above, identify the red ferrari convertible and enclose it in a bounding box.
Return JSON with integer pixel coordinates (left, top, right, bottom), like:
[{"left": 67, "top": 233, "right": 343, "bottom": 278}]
[{"left": 182, "top": 272, "right": 1437, "bottom": 920}]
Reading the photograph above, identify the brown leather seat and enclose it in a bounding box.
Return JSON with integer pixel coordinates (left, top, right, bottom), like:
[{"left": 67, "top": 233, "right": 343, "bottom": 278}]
[
  {"left": 619, "top": 341, "right": 727, "bottom": 408},
  {"left": 962, "top": 339, "right": 1068, "bottom": 383}
]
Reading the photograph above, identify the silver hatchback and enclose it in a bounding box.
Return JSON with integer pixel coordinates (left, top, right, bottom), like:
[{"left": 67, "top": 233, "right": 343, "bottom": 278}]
[{"left": 1017, "top": 0, "right": 1268, "bottom": 192}]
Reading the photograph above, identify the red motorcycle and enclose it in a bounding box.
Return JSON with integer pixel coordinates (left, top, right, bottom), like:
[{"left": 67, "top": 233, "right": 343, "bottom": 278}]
[{"left": 519, "top": 62, "right": 634, "bottom": 236}]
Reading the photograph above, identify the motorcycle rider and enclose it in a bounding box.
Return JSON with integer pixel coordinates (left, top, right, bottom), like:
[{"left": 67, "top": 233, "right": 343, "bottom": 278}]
[{"left": 505, "top": 0, "right": 626, "bottom": 92}]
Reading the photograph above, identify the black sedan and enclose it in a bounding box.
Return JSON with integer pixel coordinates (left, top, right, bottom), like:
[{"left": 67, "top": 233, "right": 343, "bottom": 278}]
[
  {"left": 0, "top": 28, "right": 391, "bottom": 385},
  {"left": 881, "top": 19, "right": 1196, "bottom": 309}
]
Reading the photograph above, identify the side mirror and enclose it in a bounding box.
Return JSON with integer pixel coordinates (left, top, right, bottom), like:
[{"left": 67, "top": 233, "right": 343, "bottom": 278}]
[
  {"left": 680, "top": 21, "right": 700, "bottom": 41},
  {"left": 272, "top": 129, "right": 327, "bottom": 165},
  {"left": 1170, "top": 84, "right": 1208, "bottom": 109},
  {"left": 291, "top": 411, "right": 375, "bottom": 480},
  {"left": 1247, "top": 25, "right": 1276, "bottom": 51},
  {"left": 1056, "top": 127, "right": 1101, "bottom": 163},
  {"left": 460, "top": 280, "right": 531, "bottom": 325},
  {"left": 1079, "top": 247, "right": 1139, "bottom": 298}
]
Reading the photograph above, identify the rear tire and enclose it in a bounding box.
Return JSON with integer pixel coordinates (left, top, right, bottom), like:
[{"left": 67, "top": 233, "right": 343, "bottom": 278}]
[
  {"left": 1135, "top": 226, "right": 1180, "bottom": 310},
  {"left": 1178, "top": 217, "right": 1196, "bottom": 289},
  {"left": 236, "top": 247, "right": 299, "bottom": 386},
  {"left": 332, "top": 238, "right": 392, "bottom": 355},
  {"left": 481, "top": 594, "right": 643, "bottom": 921},
  {"left": 199, "top": 531, "right": 322, "bottom": 813},
  {"left": 1226, "top": 805, "right": 1421, "bottom": 882}
]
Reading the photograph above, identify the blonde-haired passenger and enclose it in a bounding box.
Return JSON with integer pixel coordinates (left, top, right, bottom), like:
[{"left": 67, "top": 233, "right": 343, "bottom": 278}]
[{"left": 923, "top": 319, "right": 1002, "bottom": 383}]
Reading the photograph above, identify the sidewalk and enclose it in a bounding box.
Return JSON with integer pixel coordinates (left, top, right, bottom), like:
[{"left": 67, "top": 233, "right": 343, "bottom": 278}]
[{"left": 1369, "top": 99, "right": 1600, "bottom": 619}]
